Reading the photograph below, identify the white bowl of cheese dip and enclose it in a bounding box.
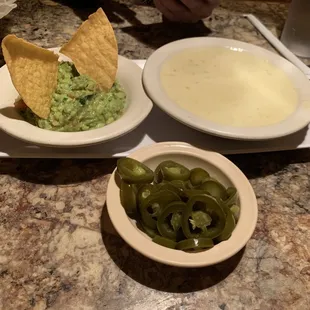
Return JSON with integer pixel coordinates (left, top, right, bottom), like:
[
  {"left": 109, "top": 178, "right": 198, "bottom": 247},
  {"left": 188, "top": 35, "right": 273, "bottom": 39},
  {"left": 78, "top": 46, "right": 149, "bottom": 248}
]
[{"left": 142, "top": 37, "right": 310, "bottom": 140}]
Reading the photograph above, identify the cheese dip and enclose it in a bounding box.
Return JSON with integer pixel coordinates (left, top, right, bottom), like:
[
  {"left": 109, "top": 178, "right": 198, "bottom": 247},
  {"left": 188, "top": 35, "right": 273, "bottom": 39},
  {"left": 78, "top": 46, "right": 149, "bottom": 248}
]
[{"left": 160, "top": 47, "right": 298, "bottom": 127}]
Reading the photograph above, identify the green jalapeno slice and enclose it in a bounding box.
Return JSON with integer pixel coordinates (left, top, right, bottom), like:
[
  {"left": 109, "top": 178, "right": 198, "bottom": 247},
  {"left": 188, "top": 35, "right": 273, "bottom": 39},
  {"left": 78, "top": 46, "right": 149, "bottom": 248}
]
[
  {"left": 117, "top": 158, "right": 154, "bottom": 184},
  {"left": 157, "top": 201, "right": 186, "bottom": 240},
  {"left": 176, "top": 238, "right": 214, "bottom": 252},
  {"left": 137, "top": 184, "right": 155, "bottom": 206},
  {"left": 182, "top": 194, "right": 226, "bottom": 239},
  {"left": 155, "top": 160, "right": 190, "bottom": 182},
  {"left": 223, "top": 187, "right": 238, "bottom": 206},
  {"left": 153, "top": 236, "right": 177, "bottom": 249},
  {"left": 137, "top": 219, "right": 158, "bottom": 238},
  {"left": 139, "top": 190, "right": 181, "bottom": 229},
  {"left": 199, "top": 179, "right": 227, "bottom": 200},
  {"left": 215, "top": 207, "right": 236, "bottom": 242},
  {"left": 189, "top": 168, "right": 210, "bottom": 187},
  {"left": 120, "top": 181, "right": 137, "bottom": 215}
]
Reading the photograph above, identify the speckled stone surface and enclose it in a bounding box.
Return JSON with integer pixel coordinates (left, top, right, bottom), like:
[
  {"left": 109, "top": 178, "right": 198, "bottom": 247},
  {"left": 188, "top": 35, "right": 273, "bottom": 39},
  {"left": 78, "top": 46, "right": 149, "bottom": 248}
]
[{"left": 0, "top": 1, "right": 310, "bottom": 310}]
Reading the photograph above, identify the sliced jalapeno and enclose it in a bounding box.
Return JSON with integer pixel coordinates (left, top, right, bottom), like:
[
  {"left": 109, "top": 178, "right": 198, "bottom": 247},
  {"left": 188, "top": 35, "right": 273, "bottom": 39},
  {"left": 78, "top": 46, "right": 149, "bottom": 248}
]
[
  {"left": 170, "top": 180, "right": 187, "bottom": 191},
  {"left": 185, "top": 189, "right": 209, "bottom": 198},
  {"left": 223, "top": 187, "right": 238, "bottom": 206},
  {"left": 139, "top": 190, "right": 181, "bottom": 229},
  {"left": 185, "top": 180, "right": 195, "bottom": 190},
  {"left": 153, "top": 236, "right": 177, "bottom": 249},
  {"left": 157, "top": 201, "right": 186, "bottom": 240},
  {"left": 182, "top": 194, "right": 226, "bottom": 239},
  {"left": 155, "top": 182, "right": 184, "bottom": 199},
  {"left": 117, "top": 158, "right": 239, "bottom": 252},
  {"left": 199, "top": 179, "right": 227, "bottom": 200},
  {"left": 114, "top": 170, "right": 122, "bottom": 188},
  {"left": 155, "top": 161, "right": 190, "bottom": 182},
  {"left": 189, "top": 168, "right": 210, "bottom": 187},
  {"left": 137, "top": 184, "right": 154, "bottom": 206},
  {"left": 215, "top": 207, "right": 236, "bottom": 242},
  {"left": 120, "top": 181, "right": 137, "bottom": 215},
  {"left": 176, "top": 238, "right": 214, "bottom": 252},
  {"left": 117, "top": 158, "right": 154, "bottom": 184},
  {"left": 137, "top": 220, "right": 158, "bottom": 238},
  {"left": 154, "top": 164, "right": 163, "bottom": 183},
  {"left": 230, "top": 204, "right": 240, "bottom": 222}
]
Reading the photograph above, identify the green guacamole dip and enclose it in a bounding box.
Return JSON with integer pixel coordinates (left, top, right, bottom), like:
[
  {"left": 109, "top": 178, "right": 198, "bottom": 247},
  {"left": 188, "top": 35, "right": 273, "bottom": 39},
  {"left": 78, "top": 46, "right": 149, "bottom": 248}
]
[{"left": 21, "top": 62, "right": 126, "bottom": 132}]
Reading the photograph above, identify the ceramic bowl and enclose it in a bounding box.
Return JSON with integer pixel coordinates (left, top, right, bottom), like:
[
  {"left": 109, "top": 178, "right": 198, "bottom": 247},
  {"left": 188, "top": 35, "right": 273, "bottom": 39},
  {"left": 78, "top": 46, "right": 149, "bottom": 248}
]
[
  {"left": 142, "top": 37, "right": 310, "bottom": 140},
  {"left": 0, "top": 48, "right": 152, "bottom": 147},
  {"left": 106, "top": 142, "right": 258, "bottom": 267}
]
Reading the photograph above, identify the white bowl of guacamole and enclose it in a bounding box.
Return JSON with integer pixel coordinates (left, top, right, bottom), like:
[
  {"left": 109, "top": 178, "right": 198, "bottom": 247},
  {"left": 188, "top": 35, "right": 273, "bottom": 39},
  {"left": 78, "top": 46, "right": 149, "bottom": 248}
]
[
  {"left": 0, "top": 48, "right": 153, "bottom": 147},
  {"left": 21, "top": 61, "right": 127, "bottom": 132}
]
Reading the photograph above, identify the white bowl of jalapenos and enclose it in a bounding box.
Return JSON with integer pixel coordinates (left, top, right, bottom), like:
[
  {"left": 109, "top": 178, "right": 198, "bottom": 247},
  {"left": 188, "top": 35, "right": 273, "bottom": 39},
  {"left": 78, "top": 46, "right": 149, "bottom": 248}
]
[{"left": 106, "top": 142, "right": 257, "bottom": 267}]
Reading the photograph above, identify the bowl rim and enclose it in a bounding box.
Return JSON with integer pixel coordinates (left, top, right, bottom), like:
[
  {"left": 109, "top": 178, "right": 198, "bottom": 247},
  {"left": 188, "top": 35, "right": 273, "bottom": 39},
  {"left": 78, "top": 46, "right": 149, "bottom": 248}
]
[
  {"left": 106, "top": 142, "right": 258, "bottom": 267},
  {"left": 142, "top": 37, "right": 310, "bottom": 141},
  {"left": 0, "top": 48, "right": 153, "bottom": 147}
]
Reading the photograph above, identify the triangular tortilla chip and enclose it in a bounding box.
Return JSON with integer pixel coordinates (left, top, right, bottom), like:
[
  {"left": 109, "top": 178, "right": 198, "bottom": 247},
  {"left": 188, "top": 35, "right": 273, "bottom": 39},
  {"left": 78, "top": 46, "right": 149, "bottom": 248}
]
[
  {"left": 2, "top": 35, "right": 59, "bottom": 119},
  {"left": 60, "top": 8, "right": 118, "bottom": 91}
]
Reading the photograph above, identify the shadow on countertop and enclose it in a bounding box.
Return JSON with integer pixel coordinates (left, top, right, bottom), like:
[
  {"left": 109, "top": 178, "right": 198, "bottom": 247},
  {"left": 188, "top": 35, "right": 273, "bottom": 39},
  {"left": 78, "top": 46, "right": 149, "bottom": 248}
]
[
  {"left": 227, "top": 145, "right": 310, "bottom": 180},
  {"left": 0, "top": 0, "right": 212, "bottom": 64},
  {"left": 0, "top": 0, "right": 144, "bottom": 65},
  {"left": 1, "top": 147, "right": 310, "bottom": 186},
  {"left": 53, "top": 0, "right": 143, "bottom": 25},
  {"left": 52, "top": 0, "right": 212, "bottom": 49},
  {"left": 100, "top": 209, "right": 245, "bottom": 293},
  {"left": 0, "top": 158, "right": 118, "bottom": 185},
  {"left": 121, "top": 20, "right": 211, "bottom": 49},
  {"left": 0, "top": 13, "right": 11, "bottom": 66}
]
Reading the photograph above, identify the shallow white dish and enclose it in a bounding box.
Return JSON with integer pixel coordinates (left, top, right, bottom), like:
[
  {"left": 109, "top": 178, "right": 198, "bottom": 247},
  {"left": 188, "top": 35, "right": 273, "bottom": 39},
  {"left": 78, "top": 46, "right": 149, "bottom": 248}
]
[
  {"left": 106, "top": 142, "right": 258, "bottom": 268},
  {"left": 143, "top": 37, "right": 310, "bottom": 141},
  {"left": 0, "top": 48, "right": 152, "bottom": 147}
]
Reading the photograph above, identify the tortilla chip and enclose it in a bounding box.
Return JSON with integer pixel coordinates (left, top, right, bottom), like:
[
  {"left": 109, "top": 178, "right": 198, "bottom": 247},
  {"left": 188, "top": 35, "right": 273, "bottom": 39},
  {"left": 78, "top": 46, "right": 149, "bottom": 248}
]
[
  {"left": 60, "top": 8, "right": 118, "bottom": 91},
  {"left": 2, "top": 35, "right": 59, "bottom": 119}
]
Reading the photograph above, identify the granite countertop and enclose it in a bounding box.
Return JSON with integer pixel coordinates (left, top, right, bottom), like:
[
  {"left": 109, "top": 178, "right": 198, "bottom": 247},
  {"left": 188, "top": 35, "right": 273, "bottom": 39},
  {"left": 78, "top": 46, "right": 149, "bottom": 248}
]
[{"left": 0, "top": 1, "right": 309, "bottom": 310}]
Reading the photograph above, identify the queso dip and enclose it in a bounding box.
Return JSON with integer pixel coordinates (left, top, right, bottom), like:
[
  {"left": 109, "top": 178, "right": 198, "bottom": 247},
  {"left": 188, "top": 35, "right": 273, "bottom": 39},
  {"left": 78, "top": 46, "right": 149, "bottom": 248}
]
[{"left": 160, "top": 47, "right": 298, "bottom": 127}]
